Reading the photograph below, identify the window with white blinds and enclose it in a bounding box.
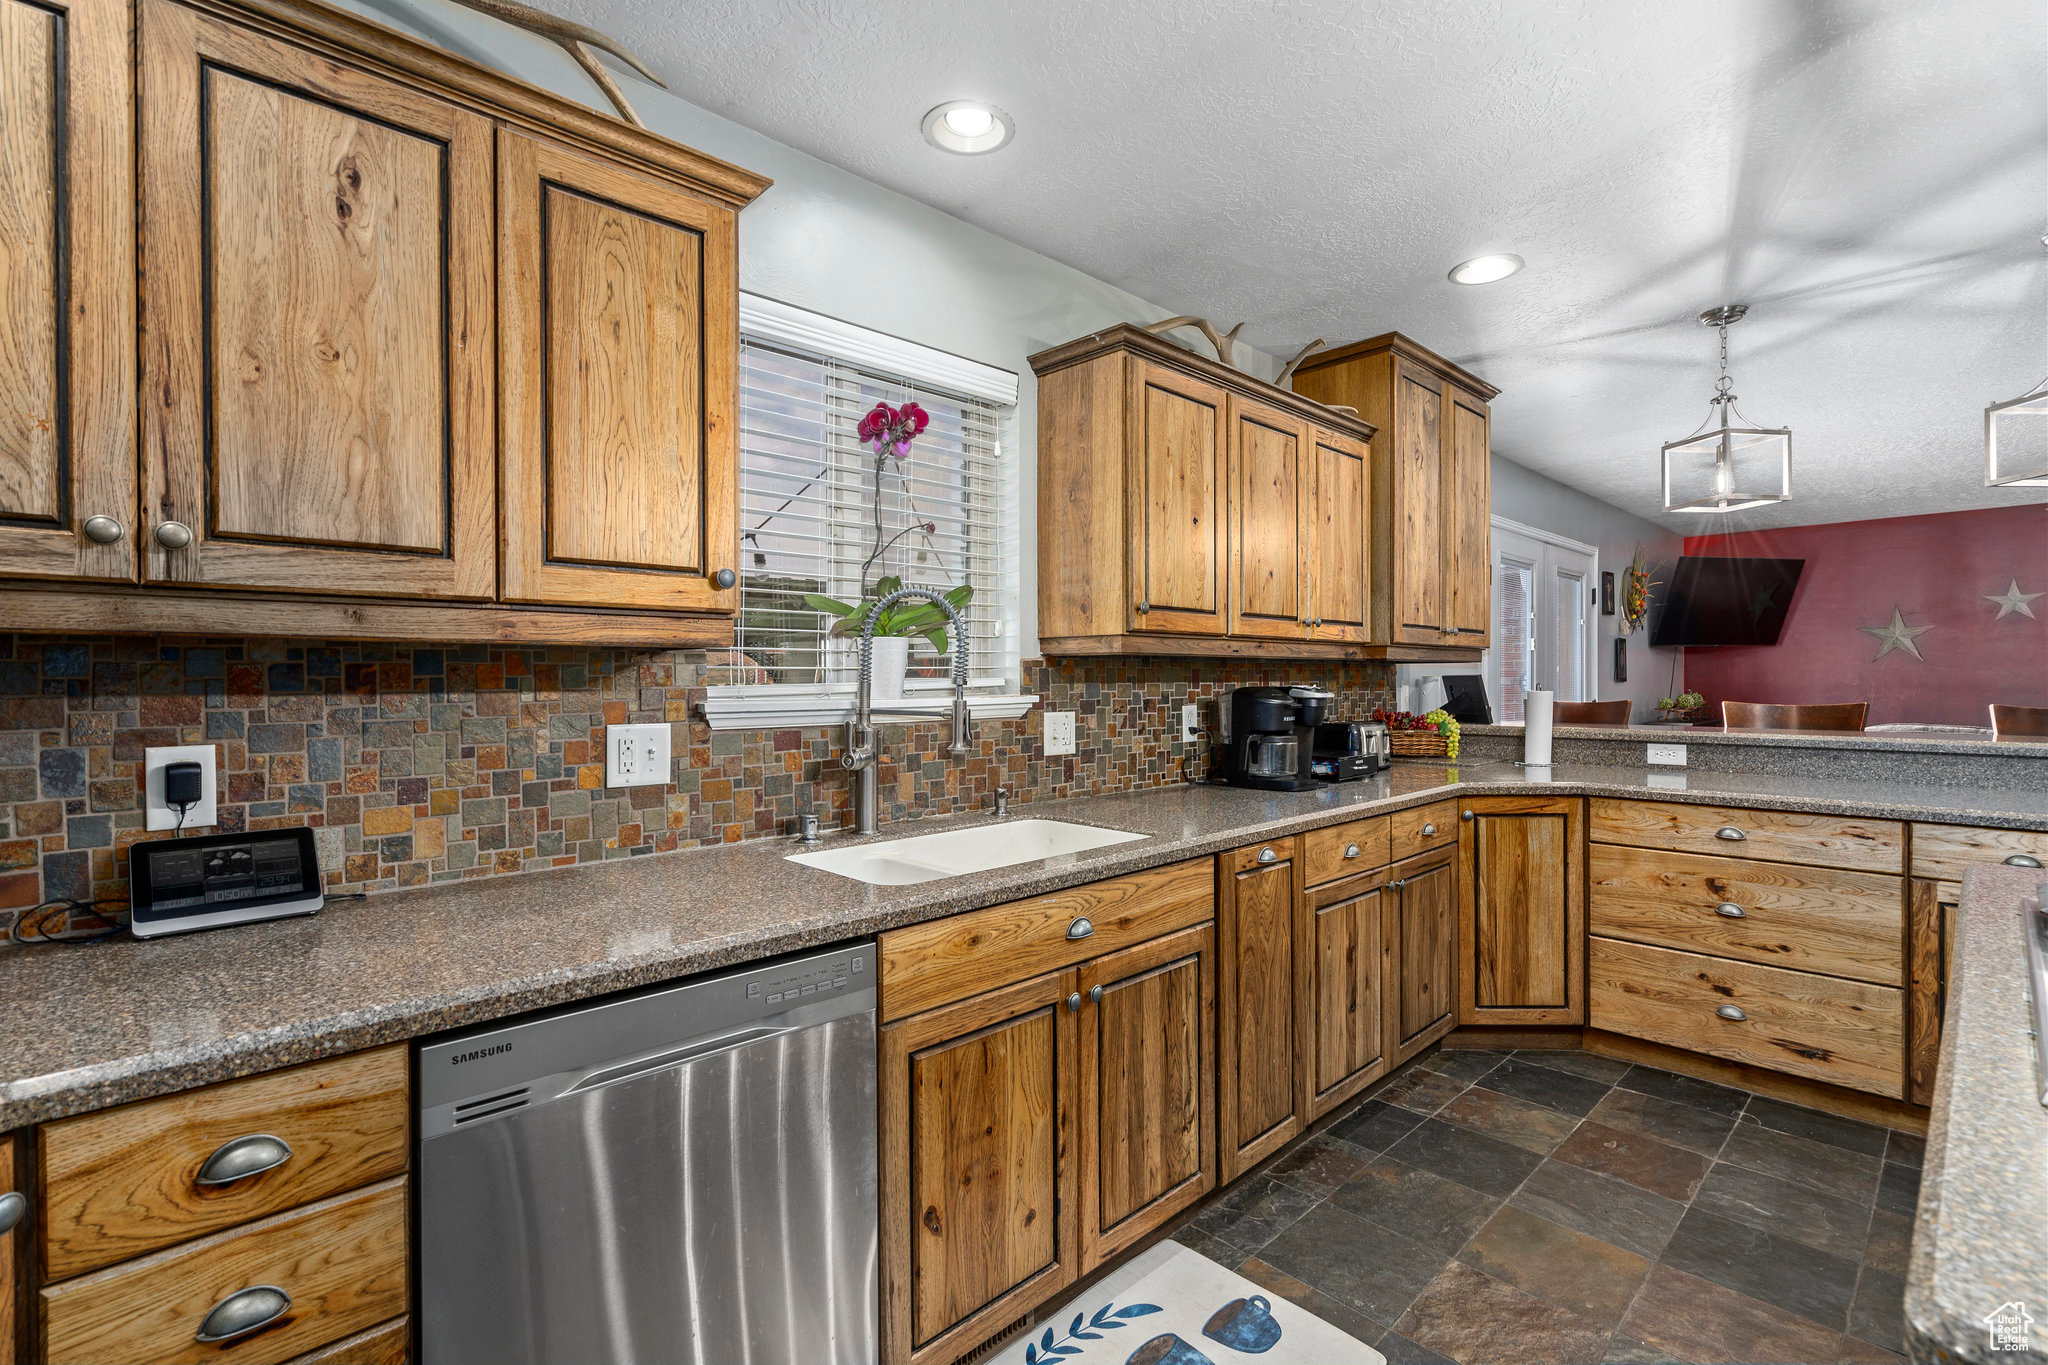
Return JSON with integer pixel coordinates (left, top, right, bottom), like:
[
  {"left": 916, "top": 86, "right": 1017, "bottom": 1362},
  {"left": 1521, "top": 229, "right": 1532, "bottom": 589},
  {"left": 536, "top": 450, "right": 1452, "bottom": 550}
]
[{"left": 731, "top": 336, "right": 1018, "bottom": 692}]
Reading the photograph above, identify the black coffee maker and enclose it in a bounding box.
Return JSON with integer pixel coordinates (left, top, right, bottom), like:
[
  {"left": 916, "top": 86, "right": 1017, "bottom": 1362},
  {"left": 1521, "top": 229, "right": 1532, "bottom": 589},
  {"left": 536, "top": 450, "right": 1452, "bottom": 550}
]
[{"left": 1218, "top": 685, "right": 1335, "bottom": 791}]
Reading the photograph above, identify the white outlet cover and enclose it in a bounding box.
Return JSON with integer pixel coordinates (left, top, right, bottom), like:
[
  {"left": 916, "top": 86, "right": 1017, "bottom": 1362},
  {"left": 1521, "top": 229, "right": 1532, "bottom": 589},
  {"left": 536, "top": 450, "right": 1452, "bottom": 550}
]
[
  {"left": 145, "top": 744, "right": 218, "bottom": 831},
  {"left": 1044, "top": 711, "right": 1076, "bottom": 756},
  {"left": 606, "top": 723, "right": 672, "bottom": 788},
  {"left": 1181, "top": 703, "right": 1199, "bottom": 744},
  {"left": 1646, "top": 743, "right": 1689, "bottom": 767}
]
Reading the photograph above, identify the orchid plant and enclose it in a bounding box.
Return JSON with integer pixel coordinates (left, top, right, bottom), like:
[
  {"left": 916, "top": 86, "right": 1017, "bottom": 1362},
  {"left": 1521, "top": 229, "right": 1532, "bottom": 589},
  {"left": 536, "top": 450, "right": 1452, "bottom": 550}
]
[{"left": 802, "top": 401, "right": 973, "bottom": 653}]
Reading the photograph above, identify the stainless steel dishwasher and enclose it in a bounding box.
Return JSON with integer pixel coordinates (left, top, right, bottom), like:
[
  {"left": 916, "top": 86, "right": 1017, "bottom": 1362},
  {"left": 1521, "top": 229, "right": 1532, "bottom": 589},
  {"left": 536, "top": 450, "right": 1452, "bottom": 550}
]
[{"left": 417, "top": 941, "right": 877, "bottom": 1365}]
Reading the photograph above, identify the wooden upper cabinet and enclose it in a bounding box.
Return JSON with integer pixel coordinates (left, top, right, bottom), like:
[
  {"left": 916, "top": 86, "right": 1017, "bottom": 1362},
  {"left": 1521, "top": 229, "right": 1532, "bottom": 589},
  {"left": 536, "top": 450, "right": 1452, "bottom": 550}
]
[
  {"left": 1291, "top": 333, "right": 1499, "bottom": 656},
  {"left": 138, "top": 0, "right": 496, "bottom": 597},
  {"left": 499, "top": 131, "right": 740, "bottom": 612},
  {"left": 1129, "top": 359, "right": 1227, "bottom": 635},
  {"left": 1307, "top": 426, "right": 1371, "bottom": 644},
  {"left": 0, "top": 0, "right": 134, "bottom": 582},
  {"left": 1228, "top": 396, "right": 1307, "bottom": 640},
  {"left": 1459, "top": 795, "right": 1584, "bottom": 1025}
]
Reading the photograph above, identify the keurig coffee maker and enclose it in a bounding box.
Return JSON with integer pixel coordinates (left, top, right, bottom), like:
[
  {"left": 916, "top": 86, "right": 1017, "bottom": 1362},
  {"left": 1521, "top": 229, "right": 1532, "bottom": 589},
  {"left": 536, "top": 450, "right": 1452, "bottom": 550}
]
[{"left": 1218, "top": 685, "right": 1334, "bottom": 791}]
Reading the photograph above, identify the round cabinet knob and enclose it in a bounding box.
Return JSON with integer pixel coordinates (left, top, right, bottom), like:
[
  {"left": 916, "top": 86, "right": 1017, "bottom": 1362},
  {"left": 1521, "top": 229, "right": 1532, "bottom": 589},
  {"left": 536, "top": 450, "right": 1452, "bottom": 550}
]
[
  {"left": 1714, "top": 826, "right": 1747, "bottom": 842},
  {"left": 0, "top": 1190, "right": 24, "bottom": 1237},
  {"left": 1343, "top": 843, "right": 1361, "bottom": 860},
  {"left": 2005, "top": 854, "right": 2044, "bottom": 868},
  {"left": 153, "top": 521, "right": 194, "bottom": 550},
  {"left": 1088, "top": 985, "right": 1104, "bottom": 1004},
  {"left": 713, "top": 568, "right": 736, "bottom": 589},
  {"left": 1715, "top": 1004, "right": 1748, "bottom": 1021},
  {"left": 194, "top": 1285, "right": 292, "bottom": 1344},
  {"left": 196, "top": 1134, "right": 293, "bottom": 1187},
  {"left": 1066, "top": 993, "right": 1082, "bottom": 1013},
  {"left": 1714, "top": 902, "right": 1747, "bottom": 919},
  {"left": 81, "top": 515, "right": 125, "bottom": 544},
  {"left": 1461, "top": 810, "right": 1475, "bottom": 821},
  {"left": 1256, "top": 847, "right": 1277, "bottom": 864},
  {"left": 1421, "top": 822, "right": 1436, "bottom": 836},
  {"left": 1136, "top": 600, "right": 1151, "bottom": 615}
]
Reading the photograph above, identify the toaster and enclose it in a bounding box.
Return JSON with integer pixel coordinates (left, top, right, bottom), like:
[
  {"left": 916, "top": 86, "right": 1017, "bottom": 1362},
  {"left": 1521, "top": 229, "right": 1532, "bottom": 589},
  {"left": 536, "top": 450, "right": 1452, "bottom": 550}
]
[{"left": 1311, "top": 721, "right": 1391, "bottom": 782}]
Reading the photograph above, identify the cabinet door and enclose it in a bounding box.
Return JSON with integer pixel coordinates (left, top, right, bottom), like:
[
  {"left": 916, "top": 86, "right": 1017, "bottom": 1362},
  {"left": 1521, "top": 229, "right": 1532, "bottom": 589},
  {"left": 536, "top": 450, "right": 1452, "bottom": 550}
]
[
  {"left": 1, "top": 1129, "right": 18, "bottom": 1365},
  {"left": 1307, "top": 425, "right": 1371, "bottom": 644},
  {"left": 880, "top": 970, "right": 1077, "bottom": 1365},
  {"left": 1906, "top": 878, "right": 1954, "bottom": 1106},
  {"left": 138, "top": 0, "right": 495, "bottom": 597},
  {"left": 499, "top": 131, "right": 740, "bottom": 612},
  {"left": 1444, "top": 387, "right": 1492, "bottom": 643},
  {"left": 1077, "top": 923, "right": 1215, "bottom": 1271},
  {"left": 1459, "top": 796, "right": 1583, "bottom": 1024},
  {"left": 1227, "top": 396, "right": 1307, "bottom": 640},
  {"left": 1216, "top": 841, "right": 1302, "bottom": 1181},
  {"left": 1126, "top": 360, "right": 1226, "bottom": 635},
  {"left": 1304, "top": 875, "right": 1390, "bottom": 1118},
  {"left": 1390, "top": 362, "right": 1446, "bottom": 643},
  {"left": 0, "top": 0, "right": 133, "bottom": 582},
  {"left": 1389, "top": 848, "right": 1456, "bottom": 1062}
]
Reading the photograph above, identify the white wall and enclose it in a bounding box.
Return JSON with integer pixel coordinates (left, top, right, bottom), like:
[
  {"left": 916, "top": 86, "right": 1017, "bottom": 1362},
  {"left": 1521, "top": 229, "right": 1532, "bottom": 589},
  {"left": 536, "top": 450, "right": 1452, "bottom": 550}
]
[{"left": 329, "top": 0, "right": 1280, "bottom": 658}]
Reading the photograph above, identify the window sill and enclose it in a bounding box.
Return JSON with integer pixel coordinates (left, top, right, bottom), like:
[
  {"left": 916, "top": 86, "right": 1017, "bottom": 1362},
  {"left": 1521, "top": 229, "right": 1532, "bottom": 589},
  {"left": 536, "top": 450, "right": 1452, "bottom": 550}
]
[{"left": 700, "top": 689, "right": 1039, "bottom": 732}]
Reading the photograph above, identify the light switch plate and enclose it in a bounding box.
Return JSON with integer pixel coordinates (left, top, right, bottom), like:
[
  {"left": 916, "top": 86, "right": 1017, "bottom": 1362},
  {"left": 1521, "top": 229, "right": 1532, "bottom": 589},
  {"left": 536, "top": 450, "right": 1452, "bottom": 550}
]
[
  {"left": 1181, "top": 703, "right": 1199, "bottom": 744},
  {"left": 606, "top": 723, "right": 671, "bottom": 788},
  {"left": 1044, "top": 711, "right": 1076, "bottom": 756},
  {"left": 1647, "top": 743, "right": 1688, "bottom": 767},
  {"left": 145, "top": 744, "right": 218, "bottom": 831}
]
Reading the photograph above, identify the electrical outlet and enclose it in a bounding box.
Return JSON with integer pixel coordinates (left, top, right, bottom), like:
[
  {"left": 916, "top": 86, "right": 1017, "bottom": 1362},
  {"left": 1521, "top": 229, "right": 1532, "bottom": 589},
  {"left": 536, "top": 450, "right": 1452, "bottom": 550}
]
[
  {"left": 606, "top": 723, "right": 672, "bottom": 788},
  {"left": 145, "top": 744, "right": 218, "bottom": 831},
  {"left": 1647, "top": 743, "right": 1688, "bottom": 767},
  {"left": 1043, "top": 711, "right": 1076, "bottom": 756},
  {"left": 1181, "top": 703, "right": 1199, "bottom": 744}
]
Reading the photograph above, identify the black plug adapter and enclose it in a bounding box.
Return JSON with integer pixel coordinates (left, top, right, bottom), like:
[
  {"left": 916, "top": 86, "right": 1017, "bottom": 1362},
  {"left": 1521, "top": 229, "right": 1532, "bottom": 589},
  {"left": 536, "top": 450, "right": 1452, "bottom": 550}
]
[{"left": 163, "top": 760, "right": 204, "bottom": 814}]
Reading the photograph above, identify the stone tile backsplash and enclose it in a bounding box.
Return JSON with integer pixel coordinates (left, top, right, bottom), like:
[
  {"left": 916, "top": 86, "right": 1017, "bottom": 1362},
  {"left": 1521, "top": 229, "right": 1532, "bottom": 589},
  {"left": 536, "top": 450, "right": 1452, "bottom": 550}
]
[{"left": 0, "top": 635, "right": 1392, "bottom": 939}]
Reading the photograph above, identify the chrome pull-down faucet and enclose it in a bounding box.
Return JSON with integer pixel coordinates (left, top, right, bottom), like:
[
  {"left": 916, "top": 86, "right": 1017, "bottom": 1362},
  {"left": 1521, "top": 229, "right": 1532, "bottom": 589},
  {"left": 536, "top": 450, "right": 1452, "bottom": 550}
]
[{"left": 840, "top": 587, "right": 973, "bottom": 836}]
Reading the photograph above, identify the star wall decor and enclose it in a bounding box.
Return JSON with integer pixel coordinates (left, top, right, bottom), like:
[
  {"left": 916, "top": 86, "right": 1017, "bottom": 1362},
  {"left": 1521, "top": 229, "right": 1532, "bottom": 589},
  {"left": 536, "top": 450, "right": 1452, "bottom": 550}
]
[
  {"left": 1859, "top": 607, "right": 1935, "bottom": 661},
  {"left": 1984, "top": 580, "right": 2044, "bottom": 621}
]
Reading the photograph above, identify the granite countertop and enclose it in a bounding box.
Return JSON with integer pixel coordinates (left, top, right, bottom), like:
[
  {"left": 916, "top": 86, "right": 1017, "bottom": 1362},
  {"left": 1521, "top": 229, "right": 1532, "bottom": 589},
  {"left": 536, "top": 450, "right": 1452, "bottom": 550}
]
[
  {"left": 1906, "top": 864, "right": 2048, "bottom": 1365},
  {"left": 7, "top": 761, "right": 2048, "bottom": 1131},
  {"left": 1463, "top": 722, "right": 2048, "bottom": 759}
]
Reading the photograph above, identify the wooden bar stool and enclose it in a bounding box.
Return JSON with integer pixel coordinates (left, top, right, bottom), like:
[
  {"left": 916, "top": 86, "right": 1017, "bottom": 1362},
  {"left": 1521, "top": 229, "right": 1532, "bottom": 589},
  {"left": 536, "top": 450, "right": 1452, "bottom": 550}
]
[
  {"left": 1552, "top": 700, "right": 1632, "bottom": 726},
  {"left": 1722, "top": 700, "right": 1869, "bottom": 732},
  {"left": 1990, "top": 704, "right": 2048, "bottom": 738}
]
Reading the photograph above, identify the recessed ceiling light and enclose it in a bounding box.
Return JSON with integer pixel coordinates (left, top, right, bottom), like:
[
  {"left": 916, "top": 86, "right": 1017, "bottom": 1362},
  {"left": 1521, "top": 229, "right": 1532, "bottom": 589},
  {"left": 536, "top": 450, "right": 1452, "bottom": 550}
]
[
  {"left": 922, "top": 101, "right": 1014, "bottom": 155},
  {"left": 1448, "top": 253, "right": 1525, "bottom": 285}
]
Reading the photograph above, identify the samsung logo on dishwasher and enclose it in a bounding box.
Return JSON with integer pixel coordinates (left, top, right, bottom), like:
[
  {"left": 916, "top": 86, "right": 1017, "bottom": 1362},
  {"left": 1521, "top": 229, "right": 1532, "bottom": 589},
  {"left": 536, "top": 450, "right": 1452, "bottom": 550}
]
[{"left": 450, "top": 1043, "right": 513, "bottom": 1065}]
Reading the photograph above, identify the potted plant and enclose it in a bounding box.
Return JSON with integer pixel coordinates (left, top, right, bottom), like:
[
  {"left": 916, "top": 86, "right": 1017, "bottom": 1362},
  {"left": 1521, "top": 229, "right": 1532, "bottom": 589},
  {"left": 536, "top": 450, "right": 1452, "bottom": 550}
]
[
  {"left": 804, "top": 575, "right": 973, "bottom": 700},
  {"left": 1655, "top": 691, "right": 1706, "bottom": 724}
]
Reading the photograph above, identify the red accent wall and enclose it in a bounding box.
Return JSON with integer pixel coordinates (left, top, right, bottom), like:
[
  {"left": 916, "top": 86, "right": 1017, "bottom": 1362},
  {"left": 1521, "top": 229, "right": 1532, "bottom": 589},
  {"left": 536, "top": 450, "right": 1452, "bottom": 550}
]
[{"left": 1680, "top": 506, "right": 2048, "bottom": 727}]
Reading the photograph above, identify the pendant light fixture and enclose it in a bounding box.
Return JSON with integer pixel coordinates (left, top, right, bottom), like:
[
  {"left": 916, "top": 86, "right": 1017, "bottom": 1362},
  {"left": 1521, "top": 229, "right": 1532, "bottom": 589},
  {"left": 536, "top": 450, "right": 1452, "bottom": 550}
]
[
  {"left": 1661, "top": 304, "right": 1793, "bottom": 514},
  {"left": 1985, "top": 376, "right": 2048, "bottom": 487}
]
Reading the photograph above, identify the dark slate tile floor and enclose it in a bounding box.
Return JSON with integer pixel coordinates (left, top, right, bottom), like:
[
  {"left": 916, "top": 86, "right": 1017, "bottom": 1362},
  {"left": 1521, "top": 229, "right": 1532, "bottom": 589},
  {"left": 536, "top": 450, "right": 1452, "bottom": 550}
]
[{"left": 1172, "top": 1048, "right": 1921, "bottom": 1364}]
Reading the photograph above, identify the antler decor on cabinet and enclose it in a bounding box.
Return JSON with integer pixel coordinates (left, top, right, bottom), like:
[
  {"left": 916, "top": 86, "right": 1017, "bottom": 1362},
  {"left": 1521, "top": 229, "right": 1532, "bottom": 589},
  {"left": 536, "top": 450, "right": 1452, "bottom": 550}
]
[
  {"left": 445, "top": 0, "right": 666, "bottom": 127},
  {"left": 1137, "top": 320, "right": 1336, "bottom": 397}
]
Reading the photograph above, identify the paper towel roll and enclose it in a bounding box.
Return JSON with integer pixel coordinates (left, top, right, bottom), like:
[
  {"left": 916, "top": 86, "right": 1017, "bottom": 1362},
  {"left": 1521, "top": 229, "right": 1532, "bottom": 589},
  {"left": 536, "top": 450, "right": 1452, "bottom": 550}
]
[{"left": 1524, "top": 690, "right": 1554, "bottom": 766}]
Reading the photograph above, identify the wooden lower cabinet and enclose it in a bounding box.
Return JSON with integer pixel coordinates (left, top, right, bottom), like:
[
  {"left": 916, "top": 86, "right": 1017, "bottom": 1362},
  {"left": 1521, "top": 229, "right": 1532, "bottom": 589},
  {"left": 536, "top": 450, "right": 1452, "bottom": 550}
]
[
  {"left": 1459, "top": 796, "right": 1584, "bottom": 1025},
  {"left": 1304, "top": 873, "right": 1391, "bottom": 1118},
  {"left": 1388, "top": 848, "right": 1457, "bottom": 1064},
  {"left": 3, "top": 1131, "right": 20, "bottom": 1365},
  {"left": 1216, "top": 840, "right": 1303, "bottom": 1180}
]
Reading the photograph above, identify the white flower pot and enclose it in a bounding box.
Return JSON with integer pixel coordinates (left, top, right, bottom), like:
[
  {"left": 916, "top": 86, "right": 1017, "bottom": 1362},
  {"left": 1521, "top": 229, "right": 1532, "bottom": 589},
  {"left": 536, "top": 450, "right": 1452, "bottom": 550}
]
[{"left": 867, "top": 635, "right": 910, "bottom": 702}]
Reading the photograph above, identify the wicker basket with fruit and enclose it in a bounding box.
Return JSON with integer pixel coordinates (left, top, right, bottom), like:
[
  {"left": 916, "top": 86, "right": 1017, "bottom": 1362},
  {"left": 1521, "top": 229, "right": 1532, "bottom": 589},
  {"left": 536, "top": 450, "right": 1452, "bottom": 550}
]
[{"left": 1373, "top": 707, "right": 1461, "bottom": 759}]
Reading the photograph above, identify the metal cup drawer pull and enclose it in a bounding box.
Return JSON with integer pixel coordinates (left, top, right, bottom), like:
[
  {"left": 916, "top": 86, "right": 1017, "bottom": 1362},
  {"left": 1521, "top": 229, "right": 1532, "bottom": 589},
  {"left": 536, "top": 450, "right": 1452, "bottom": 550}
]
[
  {"left": 2006, "top": 854, "right": 2045, "bottom": 868},
  {"left": 1343, "top": 843, "right": 1362, "bottom": 860},
  {"left": 1065, "top": 916, "right": 1094, "bottom": 940},
  {"left": 0, "top": 1190, "right": 24, "bottom": 1236},
  {"left": 1256, "top": 847, "right": 1278, "bottom": 864},
  {"left": 1714, "top": 826, "right": 1747, "bottom": 842},
  {"left": 194, "top": 1285, "right": 292, "bottom": 1344},
  {"left": 1421, "top": 822, "right": 1436, "bottom": 836},
  {"left": 1715, "top": 1004, "right": 1748, "bottom": 1021},
  {"left": 196, "top": 1133, "right": 293, "bottom": 1186},
  {"left": 1714, "top": 902, "right": 1747, "bottom": 919}
]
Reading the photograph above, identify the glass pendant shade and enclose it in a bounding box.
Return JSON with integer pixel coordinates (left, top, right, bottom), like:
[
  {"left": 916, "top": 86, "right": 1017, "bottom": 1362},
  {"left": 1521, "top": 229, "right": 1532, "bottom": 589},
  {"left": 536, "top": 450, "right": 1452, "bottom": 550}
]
[
  {"left": 1662, "top": 417, "right": 1793, "bottom": 513},
  {"left": 1985, "top": 383, "right": 2048, "bottom": 487}
]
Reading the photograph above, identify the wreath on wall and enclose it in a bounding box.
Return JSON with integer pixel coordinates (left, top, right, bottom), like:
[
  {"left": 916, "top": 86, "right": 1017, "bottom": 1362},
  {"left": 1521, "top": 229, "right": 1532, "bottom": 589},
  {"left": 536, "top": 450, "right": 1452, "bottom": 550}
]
[{"left": 1622, "top": 545, "right": 1659, "bottom": 634}]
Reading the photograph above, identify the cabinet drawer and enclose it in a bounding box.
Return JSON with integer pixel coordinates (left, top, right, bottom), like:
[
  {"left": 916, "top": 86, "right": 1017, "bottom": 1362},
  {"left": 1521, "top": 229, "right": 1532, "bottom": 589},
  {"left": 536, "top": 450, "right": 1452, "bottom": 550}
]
[
  {"left": 1590, "top": 799, "right": 1903, "bottom": 874},
  {"left": 40, "top": 1046, "right": 409, "bottom": 1280},
  {"left": 1590, "top": 845, "right": 1904, "bottom": 985},
  {"left": 40, "top": 1177, "right": 409, "bottom": 1365},
  {"left": 1589, "top": 937, "right": 1904, "bottom": 1097},
  {"left": 1910, "top": 822, "right": 2048, "bottom": 895},
  {"left": 1302, "top": 816, "right": 1390, "bottom": 886},
  {"left": 285, "top": 1317, "right": 409, "bottom": 1365},
  {"left": 880, "top": 861, "right": 1214, "bottom": 1020},
  {"left": 1391, "top": 800, "right": 1458, "bottom": 862}
]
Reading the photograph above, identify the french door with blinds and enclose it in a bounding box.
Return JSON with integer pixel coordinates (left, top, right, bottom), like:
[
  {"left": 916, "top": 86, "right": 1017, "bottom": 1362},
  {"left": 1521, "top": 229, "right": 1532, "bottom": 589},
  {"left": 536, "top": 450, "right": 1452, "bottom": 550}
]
[
  {"left": 734, "top": 337, "right": 1013, "bottom": 689},
  {"left": 1488, "top": 519, "right": 1598, "bottom": 723}
]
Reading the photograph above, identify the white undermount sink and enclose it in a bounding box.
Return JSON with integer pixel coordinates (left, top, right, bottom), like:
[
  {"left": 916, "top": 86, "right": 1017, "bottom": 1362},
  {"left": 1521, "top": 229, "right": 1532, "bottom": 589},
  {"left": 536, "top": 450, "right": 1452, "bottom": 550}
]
[{"left": 786, "top": 819, "right": 1147, "bottom": 885}]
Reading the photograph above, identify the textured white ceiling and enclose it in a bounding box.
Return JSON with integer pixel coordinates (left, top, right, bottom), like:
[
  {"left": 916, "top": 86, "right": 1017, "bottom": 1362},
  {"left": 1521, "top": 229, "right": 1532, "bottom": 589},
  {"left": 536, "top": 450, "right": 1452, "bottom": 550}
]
[{"left": 560, "top": 0, "right": 2048, "bottom": 530}]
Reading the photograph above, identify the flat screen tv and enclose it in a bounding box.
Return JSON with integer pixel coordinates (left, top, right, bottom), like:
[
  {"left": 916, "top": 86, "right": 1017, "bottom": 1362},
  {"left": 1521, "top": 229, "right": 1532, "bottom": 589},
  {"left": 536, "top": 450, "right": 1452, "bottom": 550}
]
[{"left": 1650, "top": 556, "right": 1805, "bottom": 647}]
